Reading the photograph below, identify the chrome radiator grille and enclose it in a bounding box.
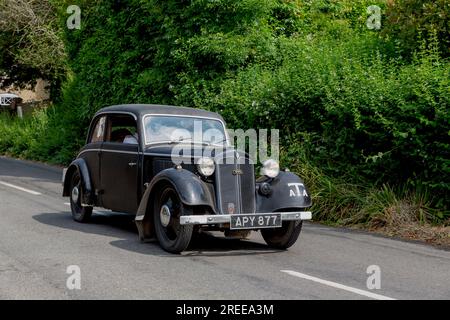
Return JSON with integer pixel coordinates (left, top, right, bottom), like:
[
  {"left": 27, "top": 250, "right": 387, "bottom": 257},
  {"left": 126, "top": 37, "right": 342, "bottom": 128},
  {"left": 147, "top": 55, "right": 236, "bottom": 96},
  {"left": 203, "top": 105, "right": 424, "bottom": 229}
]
[{"left": 215, "top": 155, "right": 255, "bottom": 215}]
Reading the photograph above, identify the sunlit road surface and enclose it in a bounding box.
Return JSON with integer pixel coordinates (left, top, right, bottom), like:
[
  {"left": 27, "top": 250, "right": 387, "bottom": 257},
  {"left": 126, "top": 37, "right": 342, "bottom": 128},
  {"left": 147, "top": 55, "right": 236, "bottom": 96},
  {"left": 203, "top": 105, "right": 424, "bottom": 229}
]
[{"left": 0, "top": 156, "right": 449, "bottom": 300}]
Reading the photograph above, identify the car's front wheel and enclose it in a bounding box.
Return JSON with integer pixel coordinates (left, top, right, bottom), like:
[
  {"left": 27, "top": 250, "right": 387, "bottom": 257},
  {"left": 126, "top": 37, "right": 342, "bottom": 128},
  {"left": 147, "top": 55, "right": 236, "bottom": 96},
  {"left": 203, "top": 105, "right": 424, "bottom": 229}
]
[
  {"left": 69, "top": 170, "right": 93, "bottom": 223},
  {"left": 261, "top": 221, "right": 303, "bottom": 250},
  {"left": 154, "top": 186, "right": 193, "bottom": 253}
]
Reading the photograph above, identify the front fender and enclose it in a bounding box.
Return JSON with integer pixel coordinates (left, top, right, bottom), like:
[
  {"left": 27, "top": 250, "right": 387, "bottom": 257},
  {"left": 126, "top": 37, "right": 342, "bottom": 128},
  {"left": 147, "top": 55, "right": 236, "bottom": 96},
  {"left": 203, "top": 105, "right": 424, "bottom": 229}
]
[
  {"left": 135, "top": 168, "right": 216, "bottom": 241},
  {"left": 256, "top": 171, "right": 312, "bottom": 213},
  {"left": 62, "top": 158, "right": 94, "bottom": 205}
]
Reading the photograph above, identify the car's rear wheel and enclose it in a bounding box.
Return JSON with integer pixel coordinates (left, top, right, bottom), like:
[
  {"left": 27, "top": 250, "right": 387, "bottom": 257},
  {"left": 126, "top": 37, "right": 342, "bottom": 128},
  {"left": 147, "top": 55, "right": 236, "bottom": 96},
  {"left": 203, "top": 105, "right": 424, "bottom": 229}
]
[
  {"left": 154, "top": 186, "right": 193, "bottom": 253},
  {"left": 69, "top": 170, "right": 93, "bottom": 223},
  {"left": 261, "top": 220, "right": 303, "bottom": 250}
]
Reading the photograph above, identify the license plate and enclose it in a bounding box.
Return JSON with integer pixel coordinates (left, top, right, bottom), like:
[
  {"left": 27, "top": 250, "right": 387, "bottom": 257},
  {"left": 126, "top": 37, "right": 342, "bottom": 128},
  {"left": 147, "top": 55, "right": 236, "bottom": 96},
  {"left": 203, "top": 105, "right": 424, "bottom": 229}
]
[{"left": 230, "top": 214, "right": 282, "bottom": 230}]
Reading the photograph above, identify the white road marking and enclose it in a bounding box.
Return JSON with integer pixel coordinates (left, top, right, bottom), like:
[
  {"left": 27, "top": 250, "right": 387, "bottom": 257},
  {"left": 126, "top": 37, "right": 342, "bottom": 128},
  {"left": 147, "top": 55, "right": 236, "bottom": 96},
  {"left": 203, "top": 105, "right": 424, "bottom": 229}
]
[
  {"left": 281, "top": 270, "right": 396, "bottom": 300},
  {"left": 0, "top": 181, "right": 42, "bottom": 195}
]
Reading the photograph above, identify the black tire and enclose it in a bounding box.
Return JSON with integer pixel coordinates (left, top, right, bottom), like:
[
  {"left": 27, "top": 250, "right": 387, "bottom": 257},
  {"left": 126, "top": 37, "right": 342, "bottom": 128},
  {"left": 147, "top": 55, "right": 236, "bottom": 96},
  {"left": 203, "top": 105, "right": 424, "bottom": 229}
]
[
  {"left": 261, "top": 221, "right": 303, "bottom": 249},
  {"left": 69, "top": 170, "right": 93, "bottom": 223},
  {"left": 154, "top": 186, "right": 193, "bottom": 253}
]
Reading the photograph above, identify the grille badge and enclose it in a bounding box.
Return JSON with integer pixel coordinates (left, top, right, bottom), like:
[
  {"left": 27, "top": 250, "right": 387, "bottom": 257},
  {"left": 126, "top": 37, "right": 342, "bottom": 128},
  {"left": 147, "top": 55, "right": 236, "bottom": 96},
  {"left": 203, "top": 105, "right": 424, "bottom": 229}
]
[
  {"left": 232, "top": 169, "right": 243, "bottom": 175},
  {"left": 228, "top": 203, "right": 236, "bottom": 214}
]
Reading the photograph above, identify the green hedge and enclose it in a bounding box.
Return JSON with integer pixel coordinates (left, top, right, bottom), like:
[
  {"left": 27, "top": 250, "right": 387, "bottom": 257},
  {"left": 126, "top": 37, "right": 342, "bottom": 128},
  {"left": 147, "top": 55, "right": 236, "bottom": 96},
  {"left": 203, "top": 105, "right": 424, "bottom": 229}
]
[{"left": 199, "top": 36, "right": 449, "bottom": 202}]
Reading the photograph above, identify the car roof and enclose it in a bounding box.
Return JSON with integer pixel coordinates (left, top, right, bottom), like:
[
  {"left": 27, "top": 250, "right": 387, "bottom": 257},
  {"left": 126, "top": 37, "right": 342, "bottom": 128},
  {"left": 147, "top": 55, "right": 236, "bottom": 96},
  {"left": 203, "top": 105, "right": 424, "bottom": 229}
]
[{"left": 95, "top": 104, "right": 225, "bottom": 122}]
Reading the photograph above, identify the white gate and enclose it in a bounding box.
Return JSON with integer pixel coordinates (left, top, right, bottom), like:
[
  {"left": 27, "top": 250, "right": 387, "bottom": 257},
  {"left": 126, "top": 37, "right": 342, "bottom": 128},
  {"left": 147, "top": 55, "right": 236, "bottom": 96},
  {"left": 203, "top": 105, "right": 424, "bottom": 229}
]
[{"left": 0, "top": 93, "right": 21, "bottom": 106}]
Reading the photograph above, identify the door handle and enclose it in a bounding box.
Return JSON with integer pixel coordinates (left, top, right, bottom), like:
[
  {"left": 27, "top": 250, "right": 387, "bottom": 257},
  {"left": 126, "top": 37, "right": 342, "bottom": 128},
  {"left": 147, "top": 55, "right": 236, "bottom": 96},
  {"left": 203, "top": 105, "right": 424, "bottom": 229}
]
[{"left": 128, "top": 162, "right": 137, "bottom": 167}]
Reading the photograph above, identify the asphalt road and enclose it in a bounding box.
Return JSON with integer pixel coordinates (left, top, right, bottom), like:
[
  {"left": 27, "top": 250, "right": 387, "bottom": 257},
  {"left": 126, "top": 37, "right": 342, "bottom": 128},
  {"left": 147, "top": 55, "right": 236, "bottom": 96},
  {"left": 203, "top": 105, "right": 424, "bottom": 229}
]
[{"left": 0, "top": 156, "right": 449, "bottom": 300}]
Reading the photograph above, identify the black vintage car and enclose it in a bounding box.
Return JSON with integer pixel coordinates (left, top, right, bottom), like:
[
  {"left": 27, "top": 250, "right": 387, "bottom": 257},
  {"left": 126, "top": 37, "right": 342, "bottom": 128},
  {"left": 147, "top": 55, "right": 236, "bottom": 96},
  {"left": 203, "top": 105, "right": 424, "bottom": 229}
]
[{"left": 63, "top": 104, "right": 312, "bottom": 253}]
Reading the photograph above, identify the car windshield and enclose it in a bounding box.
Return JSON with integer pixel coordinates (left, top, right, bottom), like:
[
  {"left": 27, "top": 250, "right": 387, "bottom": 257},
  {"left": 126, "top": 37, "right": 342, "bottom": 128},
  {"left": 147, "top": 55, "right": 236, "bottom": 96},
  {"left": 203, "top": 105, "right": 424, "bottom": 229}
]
[{"left": 143, "top": 115, "right": 228, "bottom": 146}]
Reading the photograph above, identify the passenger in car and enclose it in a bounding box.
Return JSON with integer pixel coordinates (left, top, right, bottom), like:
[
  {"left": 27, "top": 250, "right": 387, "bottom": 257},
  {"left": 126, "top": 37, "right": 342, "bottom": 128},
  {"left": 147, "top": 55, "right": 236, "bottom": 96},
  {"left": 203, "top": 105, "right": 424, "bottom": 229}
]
[
  {"left": 111, "top": 128, "right": 134, "bottom": 143},
  {"left": 123, "top": 134, "right": 138, "bottom": 144}
]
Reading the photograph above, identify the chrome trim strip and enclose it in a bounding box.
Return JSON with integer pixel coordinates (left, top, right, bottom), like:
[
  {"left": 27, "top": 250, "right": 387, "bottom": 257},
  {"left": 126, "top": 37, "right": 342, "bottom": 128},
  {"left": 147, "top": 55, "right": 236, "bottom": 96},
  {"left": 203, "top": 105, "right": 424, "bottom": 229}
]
[
  {"left": 77, "top": 148, "right": 141, "bottom": 157},
  {"left": 146, "top": 152, "right": 201, "bottom": 158},
  {"left": 101, "top": 148, "right": 139, "bottom": 155},
  {"left": 77, "top": 149, "right": 101, "bottom": 157},
  {"left": 77, "top": 148, "right": 206, "bottom": 160},
  {"left": 179, "top": 211, "right": 312, "bottom": 225},
  {"left": 235, "top": 151, "right": 242, "bottom": 214}
]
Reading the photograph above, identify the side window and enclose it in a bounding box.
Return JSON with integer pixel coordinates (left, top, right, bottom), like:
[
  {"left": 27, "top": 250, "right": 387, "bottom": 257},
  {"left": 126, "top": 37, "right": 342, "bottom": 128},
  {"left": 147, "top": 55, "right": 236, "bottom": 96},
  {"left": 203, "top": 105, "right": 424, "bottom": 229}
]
[
  {"left": 106, "top": 114, "right": 138, "bottom": 144},
  {"left": 89, "top": 116, "right": 106, "bottom": 143}
]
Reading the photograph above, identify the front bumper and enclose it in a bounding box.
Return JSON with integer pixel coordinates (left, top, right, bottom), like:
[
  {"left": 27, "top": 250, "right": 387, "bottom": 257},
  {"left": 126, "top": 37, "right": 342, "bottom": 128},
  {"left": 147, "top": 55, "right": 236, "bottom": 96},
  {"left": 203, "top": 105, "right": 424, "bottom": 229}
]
[{"left": 180, "top": 211, "right": 312, "bottom": 226}]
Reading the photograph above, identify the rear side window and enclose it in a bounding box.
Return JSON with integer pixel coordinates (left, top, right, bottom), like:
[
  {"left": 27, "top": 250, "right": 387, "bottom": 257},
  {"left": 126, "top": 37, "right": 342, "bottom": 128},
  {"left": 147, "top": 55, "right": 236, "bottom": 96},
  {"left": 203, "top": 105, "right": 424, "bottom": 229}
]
[
  {"left": 106, "top": 114, "right": 138, "bottom": 144},
  {"left": 89, "top": 116, "right": 106, "bottom": 143}
]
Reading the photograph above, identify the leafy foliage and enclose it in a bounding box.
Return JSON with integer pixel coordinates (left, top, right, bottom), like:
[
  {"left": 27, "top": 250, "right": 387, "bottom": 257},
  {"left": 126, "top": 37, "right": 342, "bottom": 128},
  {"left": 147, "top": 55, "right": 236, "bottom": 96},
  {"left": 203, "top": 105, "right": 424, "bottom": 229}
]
[
  {"left": 382, "top": 0, "right": 450, "bottom": 58},
  {"left": 0, "top": 0, "right": 66, "bottom": 89},
  {"left": 188, "top": 35, "right": 449, "bottom": 207}
]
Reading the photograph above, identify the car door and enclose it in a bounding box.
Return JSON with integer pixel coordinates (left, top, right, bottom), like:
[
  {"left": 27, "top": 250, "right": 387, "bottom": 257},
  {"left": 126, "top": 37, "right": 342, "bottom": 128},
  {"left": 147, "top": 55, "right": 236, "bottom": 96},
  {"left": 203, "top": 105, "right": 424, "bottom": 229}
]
[
  {"left": 78, "top": 115, "right": 106, "bottom": 200},
  {"left": 99, "top": 113, "right": 140, "bottom": 213}
]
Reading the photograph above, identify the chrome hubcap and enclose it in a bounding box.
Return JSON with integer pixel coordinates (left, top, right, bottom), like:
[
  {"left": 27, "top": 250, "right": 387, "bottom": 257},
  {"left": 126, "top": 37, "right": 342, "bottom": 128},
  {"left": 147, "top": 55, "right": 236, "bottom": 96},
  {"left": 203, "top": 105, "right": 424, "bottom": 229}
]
[
  {"left": 160, "top": 204, "right": 171, "bottom": 227},
  {"left": 71, "top": 186, "right": 79, "bottom": 203}
]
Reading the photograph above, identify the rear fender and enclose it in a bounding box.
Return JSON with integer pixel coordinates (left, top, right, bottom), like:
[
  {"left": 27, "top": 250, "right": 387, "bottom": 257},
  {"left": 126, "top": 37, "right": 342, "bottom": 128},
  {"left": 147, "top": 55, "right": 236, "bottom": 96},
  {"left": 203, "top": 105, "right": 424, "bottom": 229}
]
[{"left": 62, "top": 158, "right": 94, "bottom": 205}]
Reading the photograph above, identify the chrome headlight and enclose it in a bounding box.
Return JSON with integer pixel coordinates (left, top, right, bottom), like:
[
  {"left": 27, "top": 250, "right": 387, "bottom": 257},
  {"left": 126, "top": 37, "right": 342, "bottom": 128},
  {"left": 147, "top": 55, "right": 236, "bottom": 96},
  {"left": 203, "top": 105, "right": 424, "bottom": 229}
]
[
  {"left": 197, "top": 157, "right": 215, "bottom": 177},
  {"left": 261, "top": 159, "right": 280, "bottom": 178}
]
